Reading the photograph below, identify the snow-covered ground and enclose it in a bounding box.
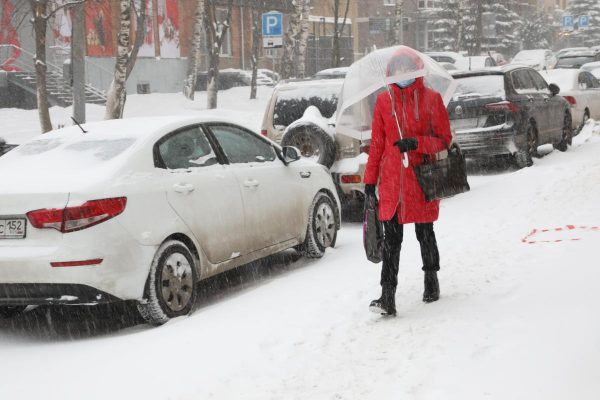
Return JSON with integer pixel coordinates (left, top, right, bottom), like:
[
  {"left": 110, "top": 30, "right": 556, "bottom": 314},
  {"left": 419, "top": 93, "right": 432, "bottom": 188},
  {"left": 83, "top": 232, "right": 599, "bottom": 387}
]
[
  {"left": 0, "top": 86, "right": 273, "bottom": 144},
  {"left": 1, "top": 90, "right": 600, "bottom": 399}
]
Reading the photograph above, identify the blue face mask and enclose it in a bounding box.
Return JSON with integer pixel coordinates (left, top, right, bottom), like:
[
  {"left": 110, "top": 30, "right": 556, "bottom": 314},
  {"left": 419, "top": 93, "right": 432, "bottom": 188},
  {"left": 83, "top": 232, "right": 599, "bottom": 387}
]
[{"left": 396, "top": 79, "right": 415, "bottom": 88}]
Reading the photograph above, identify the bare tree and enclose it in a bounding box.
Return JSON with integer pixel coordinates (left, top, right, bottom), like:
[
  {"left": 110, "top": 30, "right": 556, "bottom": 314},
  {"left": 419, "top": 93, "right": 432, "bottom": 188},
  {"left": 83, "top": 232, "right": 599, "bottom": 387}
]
[
  {"left": 205, "top": 0, "right": 234, "bottom": 109},
  {"left": 280, "top": 0, "right": 301, "bottom": 79},
  {"left": 105, "top": 0, "right": 131, "bottom": 119},
  {"left": 249, "top": 1, "right": 266, "bottom": 100},
  {"left": 29, "top": 0, "right": 53, "bottom": 132},
  {"left": 296, "top": 0, "right": 309, "bottom": 77},
  {"left": 392, "top": 0, "right": 404, "bottom": 45},
  {"left": 183, "top": 0, "right": 206, "bottom": 100},
  {"left": 331, "top": 0, "right": 350, "bottom": 68},
  {"left": 126, "top": 0, "right": 147, "bottom": 80}
]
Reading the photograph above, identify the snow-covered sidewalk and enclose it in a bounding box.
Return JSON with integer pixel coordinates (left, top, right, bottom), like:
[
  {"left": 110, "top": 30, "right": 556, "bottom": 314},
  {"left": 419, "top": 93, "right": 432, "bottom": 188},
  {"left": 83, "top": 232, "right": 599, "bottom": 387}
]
[{"left": 0, "top": 100, "right": 599, "bottom": 399}]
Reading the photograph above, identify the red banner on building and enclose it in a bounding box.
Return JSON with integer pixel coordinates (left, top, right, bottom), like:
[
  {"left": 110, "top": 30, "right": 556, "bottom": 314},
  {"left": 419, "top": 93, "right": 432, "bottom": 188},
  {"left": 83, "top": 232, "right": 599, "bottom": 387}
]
[
  {"left": 0, "top": 0, "right": 21, "bottom": 71},
  {"left": 51, "top": 0, "right": 72, "bottom": 48},
  {"left": 158, "top": 0, "right": 180, "bottom": 58},
  {"left": 85, "top": 0, "right": 113, "bottom": 57}
]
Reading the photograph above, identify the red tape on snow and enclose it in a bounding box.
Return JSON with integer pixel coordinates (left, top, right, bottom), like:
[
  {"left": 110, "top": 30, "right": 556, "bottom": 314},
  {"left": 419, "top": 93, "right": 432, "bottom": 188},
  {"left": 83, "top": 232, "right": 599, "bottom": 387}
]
[{"left": 522, "top": 225, "right": 600, "bottom": 244}]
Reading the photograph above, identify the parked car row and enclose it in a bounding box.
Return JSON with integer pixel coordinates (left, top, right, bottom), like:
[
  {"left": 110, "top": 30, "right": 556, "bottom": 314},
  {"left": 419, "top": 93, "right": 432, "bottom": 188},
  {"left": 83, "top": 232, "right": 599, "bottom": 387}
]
[{"left": 0, "top": 117, "right": 340, "bottom": 324}]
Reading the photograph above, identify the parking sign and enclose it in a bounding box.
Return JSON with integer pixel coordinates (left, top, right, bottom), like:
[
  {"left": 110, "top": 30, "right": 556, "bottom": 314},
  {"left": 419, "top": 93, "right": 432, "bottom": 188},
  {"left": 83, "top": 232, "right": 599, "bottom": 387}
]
[
  {"left": 563, "top": 15, "right": 574, "bottom": 31},
  {"left": 579, "top": 15, "right": 590, "bottom": 30},
  {"left": 262, "top": 11, "right": 283, "bottom": 37}
]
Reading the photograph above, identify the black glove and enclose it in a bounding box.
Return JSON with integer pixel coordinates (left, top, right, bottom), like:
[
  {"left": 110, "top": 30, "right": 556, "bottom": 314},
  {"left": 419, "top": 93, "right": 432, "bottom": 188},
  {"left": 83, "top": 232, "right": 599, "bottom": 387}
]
[
  {"left": 394, "top": 137, "right": 418, "bottom": 153},
  {"left": 364, "top": 184, "right": 376, "bottom": 197}
]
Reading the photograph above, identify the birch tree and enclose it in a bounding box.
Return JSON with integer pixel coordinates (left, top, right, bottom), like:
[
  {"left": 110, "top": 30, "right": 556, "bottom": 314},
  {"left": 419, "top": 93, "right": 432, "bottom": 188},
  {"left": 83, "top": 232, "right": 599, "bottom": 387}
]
[
  {"left": 296, "top": 0, "right": 309, "bottom": 77},
  {"left": 205, "top": 0, "right": 233, "bottom": 109},
  {"left": 331, "top": 0, "right": 350, "bottom": 68},
  {"left": 105, "top": 0, "right": 131, "bottom": 119},
  {"left": 280, "top": 0, "right": 301, "bottom": 79},
  {"left": 183, "top": 0, "right": 206, "bottom": 100},
  {"left": 29, "top": 0, "right": 52, "bottom": 132},
  {"left": 391, "top": 0, "right": 404, "bottom": 45}
]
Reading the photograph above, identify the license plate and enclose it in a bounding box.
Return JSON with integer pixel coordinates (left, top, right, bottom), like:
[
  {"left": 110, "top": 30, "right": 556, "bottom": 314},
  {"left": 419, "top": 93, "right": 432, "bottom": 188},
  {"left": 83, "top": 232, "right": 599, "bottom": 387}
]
[{"left": 0, "top": 218, "right": 26, "bottom": 239}]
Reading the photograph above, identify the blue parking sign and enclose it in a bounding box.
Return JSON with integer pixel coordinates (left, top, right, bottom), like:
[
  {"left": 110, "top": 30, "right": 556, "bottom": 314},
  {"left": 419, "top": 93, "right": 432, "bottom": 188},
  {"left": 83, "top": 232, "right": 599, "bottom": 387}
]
[
  {"left": 579, "top": 15, "right": 590, "bottom": 30},
  {"left": 563, "top": 15, "right": 574, "bottom": 31},
  {"left": 262, "top": 12, "right": 283, "bottom": 37}
]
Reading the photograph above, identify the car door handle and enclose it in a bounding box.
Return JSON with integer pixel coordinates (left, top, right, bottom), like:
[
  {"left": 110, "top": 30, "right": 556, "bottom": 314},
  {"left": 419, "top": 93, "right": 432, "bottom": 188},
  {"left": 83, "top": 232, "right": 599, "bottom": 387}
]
[
  {"left": 173, "top": 183, "right": 195, "bottom": 194},
  {"left": 243, "top": 179, "right": 260, "bottom": 188},
  {"left": 300, "top": 171, "right": 311, "bottom": 178}
]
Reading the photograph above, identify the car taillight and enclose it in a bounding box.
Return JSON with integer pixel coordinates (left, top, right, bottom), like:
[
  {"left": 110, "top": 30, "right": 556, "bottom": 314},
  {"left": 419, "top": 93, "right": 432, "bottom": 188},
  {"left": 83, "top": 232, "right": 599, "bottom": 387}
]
[
  {"left": 485, "top": 101, "right": 518, "bottom": 113},
  {"left": 341, "top": 175, "right": 361, "bottom": 184},
  {"left": 27, "top": 197, "right": 127, "bottom": 233},
  {"left": 260, "top": 129, "right": 268, "bottom": 137},
  {"left": 563, "top": 96, "right": 577, "bottom": 106}
]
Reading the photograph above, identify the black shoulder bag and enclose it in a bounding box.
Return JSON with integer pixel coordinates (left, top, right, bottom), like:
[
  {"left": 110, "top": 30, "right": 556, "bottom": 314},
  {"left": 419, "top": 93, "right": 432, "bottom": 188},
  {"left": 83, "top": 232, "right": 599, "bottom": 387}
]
[{"left": 414, "top": 143, "right": 470, "bottom": 202}]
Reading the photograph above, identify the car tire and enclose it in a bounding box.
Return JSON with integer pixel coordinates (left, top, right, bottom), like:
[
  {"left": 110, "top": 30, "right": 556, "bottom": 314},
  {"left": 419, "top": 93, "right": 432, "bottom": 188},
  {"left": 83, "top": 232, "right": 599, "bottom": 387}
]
[
  {"left": 577, "top": 109, "right": 590, "bottom": 135},
  {"left": 553, "top": 112, "right": 572, "bottom": 152},
  {"left": 514, "top": 120, "right": 538, "bottom": 169},
  {"left": 137, "top": 240, "right": 198, "bottom": 326},
  {"left": 300, "top": 193, "right": 338, "bottom": 258},
  {"left": 281, "top": 124, "right": 336, "bottom": 169},
  {"left": 0, "top": 306, "right": 26, "bottom": 319}
]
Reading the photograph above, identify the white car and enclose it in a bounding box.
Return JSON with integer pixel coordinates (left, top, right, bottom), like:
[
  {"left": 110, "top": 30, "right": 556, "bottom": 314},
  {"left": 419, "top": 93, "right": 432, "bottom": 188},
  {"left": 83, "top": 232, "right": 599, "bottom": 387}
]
[
  {"left": 542, "top": 69, "right": 600, "bottom": 132},
  {"left": 0, "top": 116, "right": 340, "bottom": 325},
  {"left": 511, "top": 49, "right": 557, "bottom": 70},
  {"left": 582, "top": 61, "right": 600, "bottom": 79},
  {"left": 425, "top": 51, "right": 465, "bottom": 65}
]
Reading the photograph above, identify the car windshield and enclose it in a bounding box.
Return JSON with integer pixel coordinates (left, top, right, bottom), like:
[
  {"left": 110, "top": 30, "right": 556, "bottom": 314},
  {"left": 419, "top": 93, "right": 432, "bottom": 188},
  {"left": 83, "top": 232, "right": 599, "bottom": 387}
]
[
  {"left": 453, "top": 75, "right": 505, "bottom": 98},
  {"left": 273, "top": 83, "right": 341, "bottom": 129},
  {"left": 556, "top": 56, "right": 596, "bottom": 68}
]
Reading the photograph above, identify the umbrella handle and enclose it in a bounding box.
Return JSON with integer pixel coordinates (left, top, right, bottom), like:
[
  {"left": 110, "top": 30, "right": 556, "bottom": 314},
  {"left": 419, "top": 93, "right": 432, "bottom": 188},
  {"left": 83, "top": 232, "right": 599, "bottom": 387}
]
[{"left": 402, "top": 152, "right": 409, "bottom": 168}]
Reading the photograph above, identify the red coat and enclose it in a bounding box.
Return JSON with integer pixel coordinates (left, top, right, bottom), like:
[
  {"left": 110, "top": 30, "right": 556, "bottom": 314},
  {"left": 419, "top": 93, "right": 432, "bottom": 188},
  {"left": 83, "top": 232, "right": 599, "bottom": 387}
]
[{"left": 364, "top": 78, "right": 452, "bottom": 223}]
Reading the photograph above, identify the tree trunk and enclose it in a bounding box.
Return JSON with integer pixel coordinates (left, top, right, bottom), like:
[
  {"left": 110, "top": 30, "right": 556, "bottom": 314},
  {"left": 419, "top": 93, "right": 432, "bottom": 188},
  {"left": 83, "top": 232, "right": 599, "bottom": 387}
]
[
  {"left": 126, "top": 0, "right": 147, "bottom": 80},
  {"left": 206, "top": 0, "right": 233, "bottom": 110},
  {"left": 250, "top": 6, "right": 261, "bottom": 100},
  {"left": 393, "top": 0, "right": 403, "bottom": 45},
  {"left": 72, "top": 1, "right": 86, "bottom": 123},
  {"left": 30, "top": 0, "right": 52, "bottom": 133},
  {"left": 183, "top": 0, "right": 205, "bottom": 100},
  {"left": 280, "top": 1, "right": 301, "bottom": 79},
  {"left": 331, "top": 0, "right": 350, "bottom": 68},
  {"left": 296, "top": 0, "right": 309, "bottom": 77},
  {"left": 474, "top": 1, "right": 482, "bottom": 55},
  {"left": 105, "top": 0, "right": 131, "bottom": 119}
]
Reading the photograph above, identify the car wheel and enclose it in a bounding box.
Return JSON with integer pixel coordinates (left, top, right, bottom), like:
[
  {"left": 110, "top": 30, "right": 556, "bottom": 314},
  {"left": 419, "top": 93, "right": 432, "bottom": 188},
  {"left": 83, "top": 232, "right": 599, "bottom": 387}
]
[
  {"left": 300, "top": 193, "right": 338, "bottom": 258},
  {"left": 577, "top": 109, "right": 590, "bottom": 135},
  {"left": 553, "top": 112, "right": 572, "bottom": 152},
  {"left": 514, "top": 121, "right": 538, "bottom": 169},
  {"left": 0, "top": 306, "right": 26, "bottom": 319},
  {"left": 281, "top": 124, "right": 336, "bottom": 169},
  {"left": 137, "top": 240, "right": 198, "bottom": 326}
]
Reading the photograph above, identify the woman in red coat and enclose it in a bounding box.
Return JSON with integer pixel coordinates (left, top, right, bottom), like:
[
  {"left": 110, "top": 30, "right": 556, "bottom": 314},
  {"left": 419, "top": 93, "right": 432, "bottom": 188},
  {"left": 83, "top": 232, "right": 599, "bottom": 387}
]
[{"left": 364, "top": 48, "right": 452, "bottom": 316}]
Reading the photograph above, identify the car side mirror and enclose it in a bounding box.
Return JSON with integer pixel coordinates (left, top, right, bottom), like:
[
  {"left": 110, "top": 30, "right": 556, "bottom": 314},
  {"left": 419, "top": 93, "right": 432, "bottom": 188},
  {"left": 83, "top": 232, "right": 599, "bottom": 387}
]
[
  {"left": 282, "top": 146, "right": 301, "bottom": 164},
  {"left": 549, "top": 83, "right": 560, "bottom": 96}
]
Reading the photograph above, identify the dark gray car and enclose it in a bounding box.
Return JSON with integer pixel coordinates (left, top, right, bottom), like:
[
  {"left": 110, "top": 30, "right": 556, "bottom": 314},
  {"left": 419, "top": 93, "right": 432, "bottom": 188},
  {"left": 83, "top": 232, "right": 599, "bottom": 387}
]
[{"left": 448, "top": 66, "right": 573, "bottom": 168}]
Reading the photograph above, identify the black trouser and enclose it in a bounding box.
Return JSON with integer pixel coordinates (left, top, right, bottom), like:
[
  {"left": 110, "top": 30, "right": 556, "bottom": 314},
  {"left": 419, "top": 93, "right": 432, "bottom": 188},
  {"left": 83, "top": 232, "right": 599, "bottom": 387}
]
[{"left": 380, "top": 217, "right": 440, "bottom": 288}]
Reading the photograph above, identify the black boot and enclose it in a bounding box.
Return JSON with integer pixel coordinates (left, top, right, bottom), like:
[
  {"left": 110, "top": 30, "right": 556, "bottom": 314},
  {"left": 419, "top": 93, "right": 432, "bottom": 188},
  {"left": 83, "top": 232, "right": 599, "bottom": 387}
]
[
  {"left": 369, "top": 284, "right": 396, "bottom": 316},
  {"left": 423, "top": 271, "right": 440, "bottom": 303}
]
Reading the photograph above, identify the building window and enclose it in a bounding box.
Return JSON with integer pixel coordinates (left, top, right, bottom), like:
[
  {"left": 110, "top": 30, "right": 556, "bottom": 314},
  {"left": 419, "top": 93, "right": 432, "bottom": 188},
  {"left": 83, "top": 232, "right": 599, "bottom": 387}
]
[
  {"left": 216, "top": 8, "right": 231, "bottom": 56},
  {"left": 419, "top": 0, "right": 441, "bottom": 9},
  {"left": 384, "top": 0, "right": 395, "bottom": 5}
]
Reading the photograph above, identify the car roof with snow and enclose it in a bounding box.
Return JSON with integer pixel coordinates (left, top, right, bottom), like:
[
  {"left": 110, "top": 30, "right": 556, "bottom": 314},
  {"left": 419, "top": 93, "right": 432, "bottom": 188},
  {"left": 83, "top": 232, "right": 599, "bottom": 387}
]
[
  {"left": 275, "top": 78, "right": 345, "bottom": 90},
  {"left": 451, "top": 65, "right": 520, "bottom": 78}
]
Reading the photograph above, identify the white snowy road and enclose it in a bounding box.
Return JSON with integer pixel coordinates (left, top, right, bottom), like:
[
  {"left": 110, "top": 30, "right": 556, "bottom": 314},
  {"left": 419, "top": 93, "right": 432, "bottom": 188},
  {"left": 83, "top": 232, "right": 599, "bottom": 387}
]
[{"left": 1, "top": 121, "right": 599, "bottom": 399}]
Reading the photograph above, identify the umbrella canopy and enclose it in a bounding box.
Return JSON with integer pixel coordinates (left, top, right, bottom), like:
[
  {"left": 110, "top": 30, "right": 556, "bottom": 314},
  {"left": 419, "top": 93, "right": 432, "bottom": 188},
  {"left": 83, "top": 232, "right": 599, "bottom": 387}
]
[{"left": 335, "top": 46, "right": 457, "bottom": 141}]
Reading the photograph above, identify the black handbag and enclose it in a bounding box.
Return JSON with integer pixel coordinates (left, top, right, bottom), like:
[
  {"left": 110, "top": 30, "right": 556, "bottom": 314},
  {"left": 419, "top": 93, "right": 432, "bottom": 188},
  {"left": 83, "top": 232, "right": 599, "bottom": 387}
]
[
  {"left": 414, "top": 143, "right": 470, "bottom": 202},
  {"left": 363, "top": 194, "right": 383, "bottom": 263}
]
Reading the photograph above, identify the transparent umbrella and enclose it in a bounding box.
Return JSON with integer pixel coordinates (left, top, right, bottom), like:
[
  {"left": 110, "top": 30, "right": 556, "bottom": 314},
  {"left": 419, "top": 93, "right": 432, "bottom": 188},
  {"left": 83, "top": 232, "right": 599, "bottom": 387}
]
[{"left": 335, "top": 45, "right": 457, "bottom": 146}]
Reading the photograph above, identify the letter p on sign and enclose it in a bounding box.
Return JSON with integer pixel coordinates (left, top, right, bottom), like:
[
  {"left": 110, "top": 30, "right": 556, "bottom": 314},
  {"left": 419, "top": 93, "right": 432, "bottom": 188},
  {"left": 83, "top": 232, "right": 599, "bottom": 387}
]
[{"left": 262, "top": 11, "right": 283, "bottom": 37}]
